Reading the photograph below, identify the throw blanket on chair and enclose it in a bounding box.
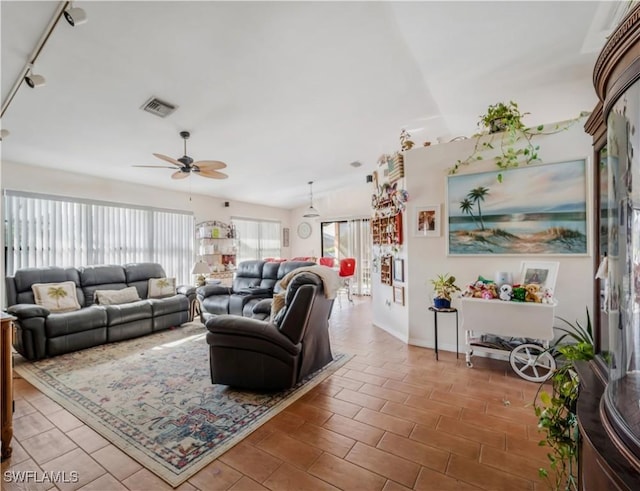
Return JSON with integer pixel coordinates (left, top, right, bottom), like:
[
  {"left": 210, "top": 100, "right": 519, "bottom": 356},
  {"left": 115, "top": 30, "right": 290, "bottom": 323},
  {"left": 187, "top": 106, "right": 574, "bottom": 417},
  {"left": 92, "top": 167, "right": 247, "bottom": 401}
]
[{"left": 278, "top": 265, "right": 341, "bottom": 299}]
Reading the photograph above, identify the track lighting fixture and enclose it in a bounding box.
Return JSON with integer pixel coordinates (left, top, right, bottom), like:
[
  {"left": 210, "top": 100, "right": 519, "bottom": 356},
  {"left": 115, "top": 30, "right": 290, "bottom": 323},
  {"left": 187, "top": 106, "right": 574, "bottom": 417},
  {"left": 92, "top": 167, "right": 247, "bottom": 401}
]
[
  {"left": 303, "top": 181, "right": 320, "bottom": 218},
  {"left": 64, "top": 3, "right": 88, "bottom": 27},
  {"left": 24, "top": 66, "right": 46, "bottom": 88},
  {"left": 1, "top": 1, "right": 87, "bottom": 119}
]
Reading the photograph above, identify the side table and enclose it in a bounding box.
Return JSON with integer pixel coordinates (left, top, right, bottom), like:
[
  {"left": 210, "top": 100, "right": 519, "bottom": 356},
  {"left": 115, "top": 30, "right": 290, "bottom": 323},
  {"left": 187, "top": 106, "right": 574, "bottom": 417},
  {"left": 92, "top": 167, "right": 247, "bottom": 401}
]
[
  {"left": 428, "top": 306, "right": 459, "bottom": 361},
  {"left": 1, "top": 313, "right": 16, "bottom": 461}
]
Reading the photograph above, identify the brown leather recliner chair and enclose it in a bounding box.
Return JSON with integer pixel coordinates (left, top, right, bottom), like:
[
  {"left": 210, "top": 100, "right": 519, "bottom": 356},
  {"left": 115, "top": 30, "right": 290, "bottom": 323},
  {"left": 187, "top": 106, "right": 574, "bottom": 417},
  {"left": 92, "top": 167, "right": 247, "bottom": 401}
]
[{"left": 204, "top": 272, "right": 334, "bottom": 390}]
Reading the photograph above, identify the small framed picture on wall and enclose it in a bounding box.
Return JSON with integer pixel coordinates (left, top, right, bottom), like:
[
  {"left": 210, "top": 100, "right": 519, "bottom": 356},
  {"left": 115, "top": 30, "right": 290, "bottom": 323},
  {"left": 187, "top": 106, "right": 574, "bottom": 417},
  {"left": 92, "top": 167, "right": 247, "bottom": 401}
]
[
  {"left": 393, "top": 258, "right": 404, "bottom": 282},
  {"left": 414, "top": 205, "right": 441, "bottom": 237},
  {"left": 393, "top": 286, "right": 405, "bottom": 306}
]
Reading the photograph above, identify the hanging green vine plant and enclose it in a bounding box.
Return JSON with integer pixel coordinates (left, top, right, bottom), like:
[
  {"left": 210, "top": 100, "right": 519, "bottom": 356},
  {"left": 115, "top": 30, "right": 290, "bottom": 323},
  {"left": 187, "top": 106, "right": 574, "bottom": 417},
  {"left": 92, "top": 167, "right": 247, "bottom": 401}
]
[{"left": 449, "top": 101, "right": 587, "bottom": 181}]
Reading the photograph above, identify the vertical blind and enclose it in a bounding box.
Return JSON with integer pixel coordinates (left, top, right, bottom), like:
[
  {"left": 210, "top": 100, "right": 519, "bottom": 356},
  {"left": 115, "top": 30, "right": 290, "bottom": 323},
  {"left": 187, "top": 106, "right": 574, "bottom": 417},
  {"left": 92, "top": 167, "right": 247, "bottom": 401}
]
[
  {"left": 231, "top": 217, "right": 281, "bottom": 262},
  {"left": 4, "top": 191, "right": 194, "bottom": 284}
]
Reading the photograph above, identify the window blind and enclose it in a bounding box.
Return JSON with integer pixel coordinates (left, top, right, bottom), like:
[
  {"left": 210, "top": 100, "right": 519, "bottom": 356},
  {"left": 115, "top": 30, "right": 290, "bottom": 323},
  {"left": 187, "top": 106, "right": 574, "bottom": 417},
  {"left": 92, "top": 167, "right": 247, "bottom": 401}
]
[
  {"left": 4, "top": 191, "right": 194, "bottom": 284},
  {"left": 231, "top": 217, "right": 281, "bottom": 262}
]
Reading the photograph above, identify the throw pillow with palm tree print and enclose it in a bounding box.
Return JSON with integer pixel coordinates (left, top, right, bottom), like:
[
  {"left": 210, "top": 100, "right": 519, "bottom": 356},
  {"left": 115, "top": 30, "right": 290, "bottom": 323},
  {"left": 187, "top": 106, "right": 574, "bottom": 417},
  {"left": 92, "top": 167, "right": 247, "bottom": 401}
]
[
  {"left": 32, "top": 281, "right": 81, "bottom": 313},
  {"left": 148, "top": 277, "right": 176, "bottom": 298}
]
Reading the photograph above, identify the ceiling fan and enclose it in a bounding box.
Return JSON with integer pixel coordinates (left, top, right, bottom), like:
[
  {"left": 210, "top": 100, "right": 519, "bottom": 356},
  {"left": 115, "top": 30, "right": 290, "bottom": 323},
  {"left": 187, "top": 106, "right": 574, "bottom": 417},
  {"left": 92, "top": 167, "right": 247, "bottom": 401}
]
[{"left": 133, "top": 131, "right": 228, "bottom": 180}]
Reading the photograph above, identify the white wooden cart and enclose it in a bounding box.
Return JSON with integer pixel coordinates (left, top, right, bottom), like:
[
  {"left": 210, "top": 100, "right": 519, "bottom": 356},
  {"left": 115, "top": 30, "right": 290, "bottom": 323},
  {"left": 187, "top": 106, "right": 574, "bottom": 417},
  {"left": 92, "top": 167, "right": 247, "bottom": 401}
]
[{"left": 459, "top": 297, "right": 558, "bottom": 382}]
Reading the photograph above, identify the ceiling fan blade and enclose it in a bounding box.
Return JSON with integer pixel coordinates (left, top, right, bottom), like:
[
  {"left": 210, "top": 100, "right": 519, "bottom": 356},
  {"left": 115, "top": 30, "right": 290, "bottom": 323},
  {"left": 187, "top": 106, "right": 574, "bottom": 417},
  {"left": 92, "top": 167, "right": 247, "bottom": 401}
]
[
  {"left": 193, "top": 160, "right": 227, "bottom": 170},
  {"left": 132, "top": 165, "right": 176, "bottom": 169},
  {"left": 195, "top": 168, "right": 228, "bottom": 179},
  {"left": 153, "top": 153, "right": 182, "bottom": 167},
  {"left": 171, "top": 170, "right": 190, "bottom": 180}
]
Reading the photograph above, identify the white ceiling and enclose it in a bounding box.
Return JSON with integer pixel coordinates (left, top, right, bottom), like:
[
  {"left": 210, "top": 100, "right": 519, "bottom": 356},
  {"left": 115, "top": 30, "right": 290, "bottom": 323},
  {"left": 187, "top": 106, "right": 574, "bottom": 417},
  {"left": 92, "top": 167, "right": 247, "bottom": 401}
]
[{"left": 0, "top": 1, "right": 620, "bottom": 208}]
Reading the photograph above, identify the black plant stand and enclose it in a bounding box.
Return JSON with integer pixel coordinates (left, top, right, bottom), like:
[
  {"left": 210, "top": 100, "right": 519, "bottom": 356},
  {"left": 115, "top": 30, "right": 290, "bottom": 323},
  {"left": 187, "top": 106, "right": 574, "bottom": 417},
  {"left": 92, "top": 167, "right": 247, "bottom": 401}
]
[{"left": 428, "top": 306, "right": 459, "bottom": 361}]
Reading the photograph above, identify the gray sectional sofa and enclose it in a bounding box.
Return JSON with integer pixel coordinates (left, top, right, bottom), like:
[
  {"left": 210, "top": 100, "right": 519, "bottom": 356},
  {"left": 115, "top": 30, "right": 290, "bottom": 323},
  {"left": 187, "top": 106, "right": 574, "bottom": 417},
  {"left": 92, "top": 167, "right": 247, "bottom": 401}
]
[
  {"left": 5, "top": 263, "right": 194, "bottom": 361},
  {"left": 196, "top": 259, "right": 316, "bottom": 321}
]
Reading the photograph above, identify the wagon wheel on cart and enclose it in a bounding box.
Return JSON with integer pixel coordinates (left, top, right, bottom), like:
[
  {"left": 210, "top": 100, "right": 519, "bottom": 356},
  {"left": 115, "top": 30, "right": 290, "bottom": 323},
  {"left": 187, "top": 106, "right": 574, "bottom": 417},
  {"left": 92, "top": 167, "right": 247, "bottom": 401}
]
[{"left": 508, "top": 343, "right": 556, "bottom": 382}]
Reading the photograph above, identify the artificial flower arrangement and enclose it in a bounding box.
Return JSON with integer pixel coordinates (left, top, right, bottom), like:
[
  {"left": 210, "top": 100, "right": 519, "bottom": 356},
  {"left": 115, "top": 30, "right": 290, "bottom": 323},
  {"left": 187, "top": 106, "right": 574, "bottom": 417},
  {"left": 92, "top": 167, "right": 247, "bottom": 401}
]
[{"left": 463, "top": 276, "right": 554, "bottom": 304}]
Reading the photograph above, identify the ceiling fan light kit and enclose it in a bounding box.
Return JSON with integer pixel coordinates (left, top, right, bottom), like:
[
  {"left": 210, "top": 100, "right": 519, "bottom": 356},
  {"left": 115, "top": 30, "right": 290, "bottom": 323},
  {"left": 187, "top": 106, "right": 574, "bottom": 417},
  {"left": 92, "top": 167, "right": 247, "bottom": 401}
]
[{"left": 133, "top": 131, "right": 228, "bottom": 180}]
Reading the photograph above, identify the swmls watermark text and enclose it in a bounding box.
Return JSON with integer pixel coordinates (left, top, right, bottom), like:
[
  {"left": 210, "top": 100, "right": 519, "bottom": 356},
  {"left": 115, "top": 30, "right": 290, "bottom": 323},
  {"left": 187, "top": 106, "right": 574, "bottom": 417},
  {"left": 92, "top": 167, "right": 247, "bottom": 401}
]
[{"left": 3, "top": 470, "right": 79, "bottom": 484}]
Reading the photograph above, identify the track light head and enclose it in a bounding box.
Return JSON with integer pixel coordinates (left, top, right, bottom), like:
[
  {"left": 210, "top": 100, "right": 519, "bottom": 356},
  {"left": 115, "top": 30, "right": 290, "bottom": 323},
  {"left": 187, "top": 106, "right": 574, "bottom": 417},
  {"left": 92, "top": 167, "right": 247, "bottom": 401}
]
[
  {"left": 24, "top": 73, "right": 46, "bottom": 88},
  {"left": 64, "top": 6, "right": 88, "bottom": 26}
]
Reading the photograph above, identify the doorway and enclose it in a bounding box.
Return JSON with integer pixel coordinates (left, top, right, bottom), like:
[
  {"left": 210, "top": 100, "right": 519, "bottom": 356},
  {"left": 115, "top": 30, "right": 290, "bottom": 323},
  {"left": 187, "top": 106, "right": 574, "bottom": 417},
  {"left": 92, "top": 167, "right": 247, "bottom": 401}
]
[{"left": 320, "top": 218, "right": 371, "bottom": 296}]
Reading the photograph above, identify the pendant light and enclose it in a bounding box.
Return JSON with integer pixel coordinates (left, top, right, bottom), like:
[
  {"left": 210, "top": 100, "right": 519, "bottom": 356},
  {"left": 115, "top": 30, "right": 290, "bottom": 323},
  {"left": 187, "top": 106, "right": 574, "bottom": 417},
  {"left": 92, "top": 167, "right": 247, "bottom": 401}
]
[{"left": 303, "top": 181, "right": 320, "bottom": 218}]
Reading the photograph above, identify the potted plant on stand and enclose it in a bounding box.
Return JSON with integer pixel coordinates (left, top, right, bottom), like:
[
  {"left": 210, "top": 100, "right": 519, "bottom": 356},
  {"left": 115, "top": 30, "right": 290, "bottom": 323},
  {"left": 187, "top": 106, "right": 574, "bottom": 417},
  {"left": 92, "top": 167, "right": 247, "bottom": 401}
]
[{"left": 430, "top": 273, "right": 460, "bottom": 309}]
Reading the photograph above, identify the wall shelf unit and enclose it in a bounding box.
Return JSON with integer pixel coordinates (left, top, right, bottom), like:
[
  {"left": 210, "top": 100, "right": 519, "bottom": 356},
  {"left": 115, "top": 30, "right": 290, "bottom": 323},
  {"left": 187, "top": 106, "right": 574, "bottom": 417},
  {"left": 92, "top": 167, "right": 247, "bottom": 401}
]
[
  {"left": 372, "top": 213, "right": 403, "bottom": 246},
  {"left": 380, "top": 255, "right": 392, "bottom": 285}
]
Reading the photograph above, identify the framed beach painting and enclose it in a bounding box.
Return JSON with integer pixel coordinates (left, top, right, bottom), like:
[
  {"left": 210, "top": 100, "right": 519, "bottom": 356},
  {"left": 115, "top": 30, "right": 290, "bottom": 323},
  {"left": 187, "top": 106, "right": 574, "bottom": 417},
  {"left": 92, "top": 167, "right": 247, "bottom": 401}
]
[
  {"left": 446, "top": 159, "right": 588, "bottom": 255},
  {"left": 414, "top": 205, "right": 441, "bottom": 237}
]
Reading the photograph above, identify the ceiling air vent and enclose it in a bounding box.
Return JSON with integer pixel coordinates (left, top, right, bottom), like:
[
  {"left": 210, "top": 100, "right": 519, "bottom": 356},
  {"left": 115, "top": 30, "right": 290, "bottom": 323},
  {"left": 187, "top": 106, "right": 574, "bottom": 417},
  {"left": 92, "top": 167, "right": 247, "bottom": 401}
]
[{"left": 140, "top": 97, "right": 178, "bottom": 118}]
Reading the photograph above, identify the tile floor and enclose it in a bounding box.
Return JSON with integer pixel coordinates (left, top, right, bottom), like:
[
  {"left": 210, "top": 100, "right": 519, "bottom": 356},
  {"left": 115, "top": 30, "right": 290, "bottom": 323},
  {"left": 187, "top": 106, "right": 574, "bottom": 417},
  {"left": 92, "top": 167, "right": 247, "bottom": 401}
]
[{"left": 2, "top": 297, "right": 553, "bottom": 490}]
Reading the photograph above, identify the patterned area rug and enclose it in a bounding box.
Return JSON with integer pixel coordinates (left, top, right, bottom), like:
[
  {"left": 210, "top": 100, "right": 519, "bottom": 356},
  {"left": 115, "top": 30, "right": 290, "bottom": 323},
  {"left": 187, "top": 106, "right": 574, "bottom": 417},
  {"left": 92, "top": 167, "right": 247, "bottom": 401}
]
[{"left": 14, "top": 322, "right": 349, "bottom": 487}]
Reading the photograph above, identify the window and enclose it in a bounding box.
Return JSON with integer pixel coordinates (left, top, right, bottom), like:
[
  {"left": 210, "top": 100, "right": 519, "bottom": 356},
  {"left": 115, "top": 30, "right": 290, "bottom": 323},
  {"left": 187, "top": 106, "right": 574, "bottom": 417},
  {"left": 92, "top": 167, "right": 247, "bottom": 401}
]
[
  {"left": 231, "top": 217, "right": 281, "bottom": 262},
  {"left": 4, "top": 191, "right": 194, "bottom": 284}
]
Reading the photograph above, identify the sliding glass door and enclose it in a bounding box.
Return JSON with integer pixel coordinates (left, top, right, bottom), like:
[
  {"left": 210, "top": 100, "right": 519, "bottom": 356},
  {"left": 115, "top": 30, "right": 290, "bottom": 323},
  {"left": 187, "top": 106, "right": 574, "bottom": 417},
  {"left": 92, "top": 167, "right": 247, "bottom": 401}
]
[{"left": 321, "top": 218, "right": 371, "bottom": 295}]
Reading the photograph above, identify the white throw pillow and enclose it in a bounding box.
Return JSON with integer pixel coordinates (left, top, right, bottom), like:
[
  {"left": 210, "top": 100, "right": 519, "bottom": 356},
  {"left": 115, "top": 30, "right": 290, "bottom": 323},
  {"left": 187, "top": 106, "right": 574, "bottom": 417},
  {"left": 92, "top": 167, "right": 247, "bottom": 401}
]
[
  {"left": 148, "top": 277, "right": 176, "bottom": 298},
  {"left": 32, "top": 281, "right": 81, "bottom": 313},
  {"left": 95, "top": 286, "right": 141, "bottom": 305}
]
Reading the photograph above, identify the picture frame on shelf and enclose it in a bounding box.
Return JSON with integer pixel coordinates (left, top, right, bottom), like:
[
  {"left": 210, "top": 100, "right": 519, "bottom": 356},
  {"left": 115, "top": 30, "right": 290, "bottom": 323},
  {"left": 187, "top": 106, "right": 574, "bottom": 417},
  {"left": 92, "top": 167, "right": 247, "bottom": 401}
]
[
  {"left": 393, "top": 286, "right": 405, "bottom": 305},
  {"left": 414, "top": 205, "right": 441, "bottom": 237},
  {"left": 519, "top": 261, "right": 559, "bottom": 291},
  {"left": 393, "top": 258, "right": 404, "bottom": 282}
]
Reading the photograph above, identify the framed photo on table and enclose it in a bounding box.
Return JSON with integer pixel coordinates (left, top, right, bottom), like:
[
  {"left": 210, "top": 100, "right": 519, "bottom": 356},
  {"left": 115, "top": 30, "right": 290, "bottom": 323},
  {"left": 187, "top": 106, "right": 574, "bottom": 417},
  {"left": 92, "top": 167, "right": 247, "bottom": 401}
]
[
  {"left": 414, "top": 205, "right": 440, "bottom": 237},
  {"left": 519, "top": 261, "right": 559, "bottom": 291}
]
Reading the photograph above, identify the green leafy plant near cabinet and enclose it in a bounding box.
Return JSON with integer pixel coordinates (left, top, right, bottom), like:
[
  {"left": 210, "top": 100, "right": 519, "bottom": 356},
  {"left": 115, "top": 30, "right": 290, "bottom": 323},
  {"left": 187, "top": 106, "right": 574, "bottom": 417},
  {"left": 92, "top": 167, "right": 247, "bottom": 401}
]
[
  {"left": 534, "top": 308, "right": 594, "bottom": 491},
  {"left": 449, "top": 101, "right": 586, "bottom": 180}
]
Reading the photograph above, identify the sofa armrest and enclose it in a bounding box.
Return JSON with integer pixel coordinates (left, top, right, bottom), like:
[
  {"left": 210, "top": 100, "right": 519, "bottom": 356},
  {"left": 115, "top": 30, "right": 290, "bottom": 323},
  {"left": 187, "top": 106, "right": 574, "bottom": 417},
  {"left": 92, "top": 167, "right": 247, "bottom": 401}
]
[
  {"left": 177, "top": 285, "right": 196, "bottom": 297},
  {"left": 205, "top": 316, "right": 299, "bottom": 355},
  {"left": 252, "top": 298, "right": 273, "bottom": 316},
  {"left": 229, "top": 291, "right": 272, "bottom": 316},
  {"left": 7, "top": 304, "right": 50, "bottom": 319},
  {"left": 197, "top": 284, "right": 232, "bottom": 299}
]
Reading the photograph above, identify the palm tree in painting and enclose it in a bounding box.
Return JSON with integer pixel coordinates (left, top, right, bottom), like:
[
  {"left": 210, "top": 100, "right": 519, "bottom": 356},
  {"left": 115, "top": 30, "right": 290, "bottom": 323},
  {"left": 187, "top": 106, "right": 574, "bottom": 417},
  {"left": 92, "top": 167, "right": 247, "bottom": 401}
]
[
  {"left": 459, "top": 198, "right": 480, "bottom": 230},
  {"left": 47, "top": 286, "right": 68, "bottom": 310},
  {"left": 467, "top": 186, "right": 490, "bottom": 231}
]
